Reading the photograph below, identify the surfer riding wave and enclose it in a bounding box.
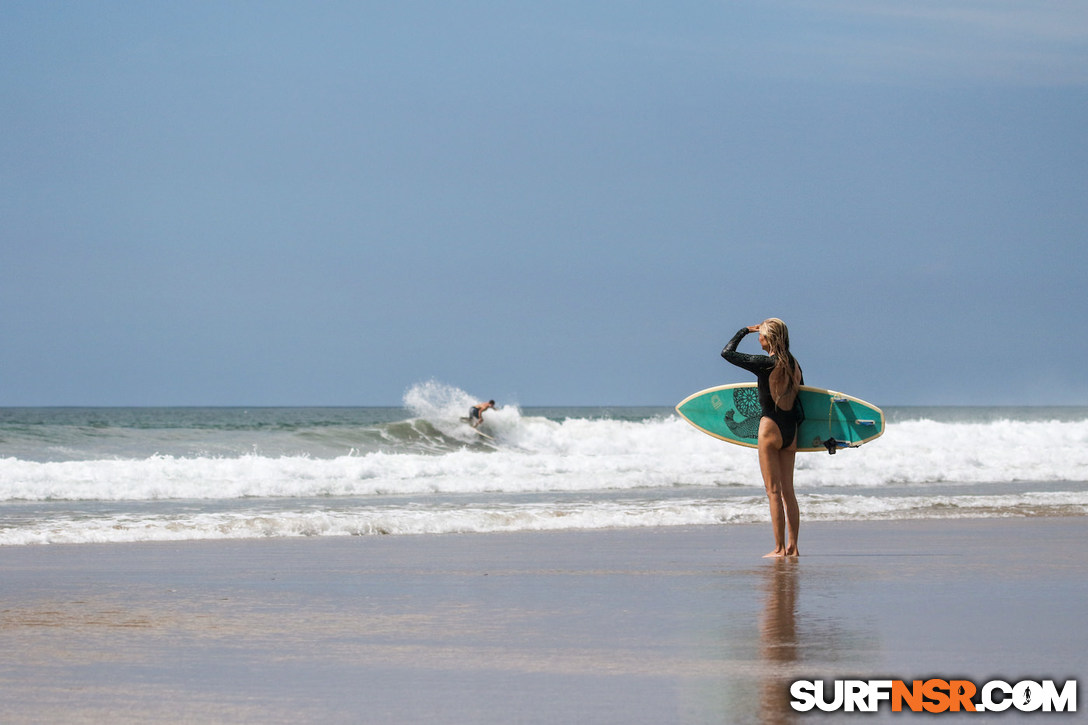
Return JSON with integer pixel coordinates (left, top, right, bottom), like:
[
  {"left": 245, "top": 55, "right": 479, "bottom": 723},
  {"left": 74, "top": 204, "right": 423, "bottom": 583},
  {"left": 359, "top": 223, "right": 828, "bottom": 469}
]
[
  {"left": 468, "top": 400, "right": 495, "bottom": 429},
  {"left": 722, "top": 319, "right": 804, "bottom": 558}
]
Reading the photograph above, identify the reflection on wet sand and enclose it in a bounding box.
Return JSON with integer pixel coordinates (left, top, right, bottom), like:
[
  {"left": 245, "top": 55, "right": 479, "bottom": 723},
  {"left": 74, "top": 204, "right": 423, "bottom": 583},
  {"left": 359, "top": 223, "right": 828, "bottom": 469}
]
[{"left": 759, "top": 559, "right": 799, "bottom": 724}]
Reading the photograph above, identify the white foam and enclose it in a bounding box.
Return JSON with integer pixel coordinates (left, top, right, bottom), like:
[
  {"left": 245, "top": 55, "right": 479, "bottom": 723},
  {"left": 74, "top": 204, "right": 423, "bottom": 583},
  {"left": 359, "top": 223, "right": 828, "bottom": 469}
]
[
  {"left": 3, "top": 412, "right": 1088, "bottom": 503},
  {"left": 2, "top": 386, "right": 1086, "bottom": 545},
  {"left": 2, "top": 489, "right": 1086, "bottom": 545}
]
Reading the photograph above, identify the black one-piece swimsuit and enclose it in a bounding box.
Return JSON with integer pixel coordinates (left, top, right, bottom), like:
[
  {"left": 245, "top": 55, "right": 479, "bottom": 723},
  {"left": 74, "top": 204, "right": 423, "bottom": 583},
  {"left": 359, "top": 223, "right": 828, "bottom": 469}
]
[{"left": 720, "top": 328, "right": 804, "bottom": 448}]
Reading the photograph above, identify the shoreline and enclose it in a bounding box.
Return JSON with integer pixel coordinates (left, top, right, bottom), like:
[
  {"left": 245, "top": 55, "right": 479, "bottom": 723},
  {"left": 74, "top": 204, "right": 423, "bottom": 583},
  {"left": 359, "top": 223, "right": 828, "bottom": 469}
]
[{"left": 2, "top": 518, "right": 1085, "bottom": 723}]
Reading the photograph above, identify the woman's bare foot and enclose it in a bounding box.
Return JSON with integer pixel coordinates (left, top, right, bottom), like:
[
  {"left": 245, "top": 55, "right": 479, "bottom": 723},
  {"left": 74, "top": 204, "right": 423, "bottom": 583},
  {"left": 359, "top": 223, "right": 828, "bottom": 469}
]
[{"left": 763, "top": 549, "right": 785, "bottom": 559}]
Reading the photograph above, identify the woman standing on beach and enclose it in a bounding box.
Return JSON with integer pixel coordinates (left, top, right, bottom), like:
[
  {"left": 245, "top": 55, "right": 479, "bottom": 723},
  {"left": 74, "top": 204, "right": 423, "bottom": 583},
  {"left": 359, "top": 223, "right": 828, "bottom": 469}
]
[{"left": 722, "top": 319, "right": 804, "bottom": 558}]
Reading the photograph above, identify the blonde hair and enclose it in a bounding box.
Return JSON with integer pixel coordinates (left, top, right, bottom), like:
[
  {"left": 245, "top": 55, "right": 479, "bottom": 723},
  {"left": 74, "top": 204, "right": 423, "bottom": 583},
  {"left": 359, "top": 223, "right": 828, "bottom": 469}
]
[{"left": 759, "top": 318, "right": 801, "bottom": 410}]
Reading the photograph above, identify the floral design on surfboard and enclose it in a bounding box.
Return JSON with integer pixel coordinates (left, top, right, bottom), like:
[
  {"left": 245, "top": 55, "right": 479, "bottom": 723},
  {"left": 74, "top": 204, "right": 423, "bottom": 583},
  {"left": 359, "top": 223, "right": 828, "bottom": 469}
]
[{"left": 724, "top": 386, "right": 761, "bottom": 441}]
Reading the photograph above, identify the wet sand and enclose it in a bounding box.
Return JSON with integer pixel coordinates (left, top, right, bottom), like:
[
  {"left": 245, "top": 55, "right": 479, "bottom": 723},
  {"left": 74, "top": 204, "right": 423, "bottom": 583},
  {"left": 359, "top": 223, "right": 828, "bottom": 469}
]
[{"left": 1, "top": 518, "right": 1085, "bottom": 723}]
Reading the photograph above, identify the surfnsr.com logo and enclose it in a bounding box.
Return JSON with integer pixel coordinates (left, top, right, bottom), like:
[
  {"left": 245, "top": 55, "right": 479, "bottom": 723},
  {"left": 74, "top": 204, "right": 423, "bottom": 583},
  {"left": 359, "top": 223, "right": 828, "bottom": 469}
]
[{"left": 790, "top": 679, "right": 1077, "bottom": 713}]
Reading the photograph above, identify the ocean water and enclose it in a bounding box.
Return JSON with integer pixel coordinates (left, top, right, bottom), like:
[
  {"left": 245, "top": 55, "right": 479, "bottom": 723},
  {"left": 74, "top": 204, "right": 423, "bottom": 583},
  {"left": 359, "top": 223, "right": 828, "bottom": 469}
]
[{"left": 2, "top": 381, "right": 1086, "bottom": 546}]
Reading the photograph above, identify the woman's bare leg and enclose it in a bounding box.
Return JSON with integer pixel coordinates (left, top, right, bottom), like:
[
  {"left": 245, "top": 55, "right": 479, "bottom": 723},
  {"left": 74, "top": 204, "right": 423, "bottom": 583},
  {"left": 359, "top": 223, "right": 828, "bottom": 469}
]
[
  {"left": 778, "top": 445, "right": 799, "bottom": 556},
  {"left": 757, "top": 418, "right": 786, "bottom": 558}
]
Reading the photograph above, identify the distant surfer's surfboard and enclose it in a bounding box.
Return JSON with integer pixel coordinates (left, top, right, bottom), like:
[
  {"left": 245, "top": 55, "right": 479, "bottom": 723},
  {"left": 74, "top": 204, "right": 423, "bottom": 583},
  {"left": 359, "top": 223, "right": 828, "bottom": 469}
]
[
  {"left": 676, "top": 384, "right": 884, "bottom": 453},
  {"left": 459, "top": 417, "right": 495, "bottom": 441}
]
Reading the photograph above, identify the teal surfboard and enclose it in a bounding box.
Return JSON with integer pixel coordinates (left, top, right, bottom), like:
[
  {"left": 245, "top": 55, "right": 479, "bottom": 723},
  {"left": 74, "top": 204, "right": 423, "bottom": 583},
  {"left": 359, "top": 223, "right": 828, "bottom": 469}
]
[{"left": 676, "top": 384, "right": 884, "bottom": 453}]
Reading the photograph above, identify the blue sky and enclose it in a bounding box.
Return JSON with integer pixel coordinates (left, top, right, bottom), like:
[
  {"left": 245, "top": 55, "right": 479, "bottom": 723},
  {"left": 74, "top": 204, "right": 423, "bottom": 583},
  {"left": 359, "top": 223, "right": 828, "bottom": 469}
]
[{"left": 2, "top": 1, "right": 1086, "bottom": 406}]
